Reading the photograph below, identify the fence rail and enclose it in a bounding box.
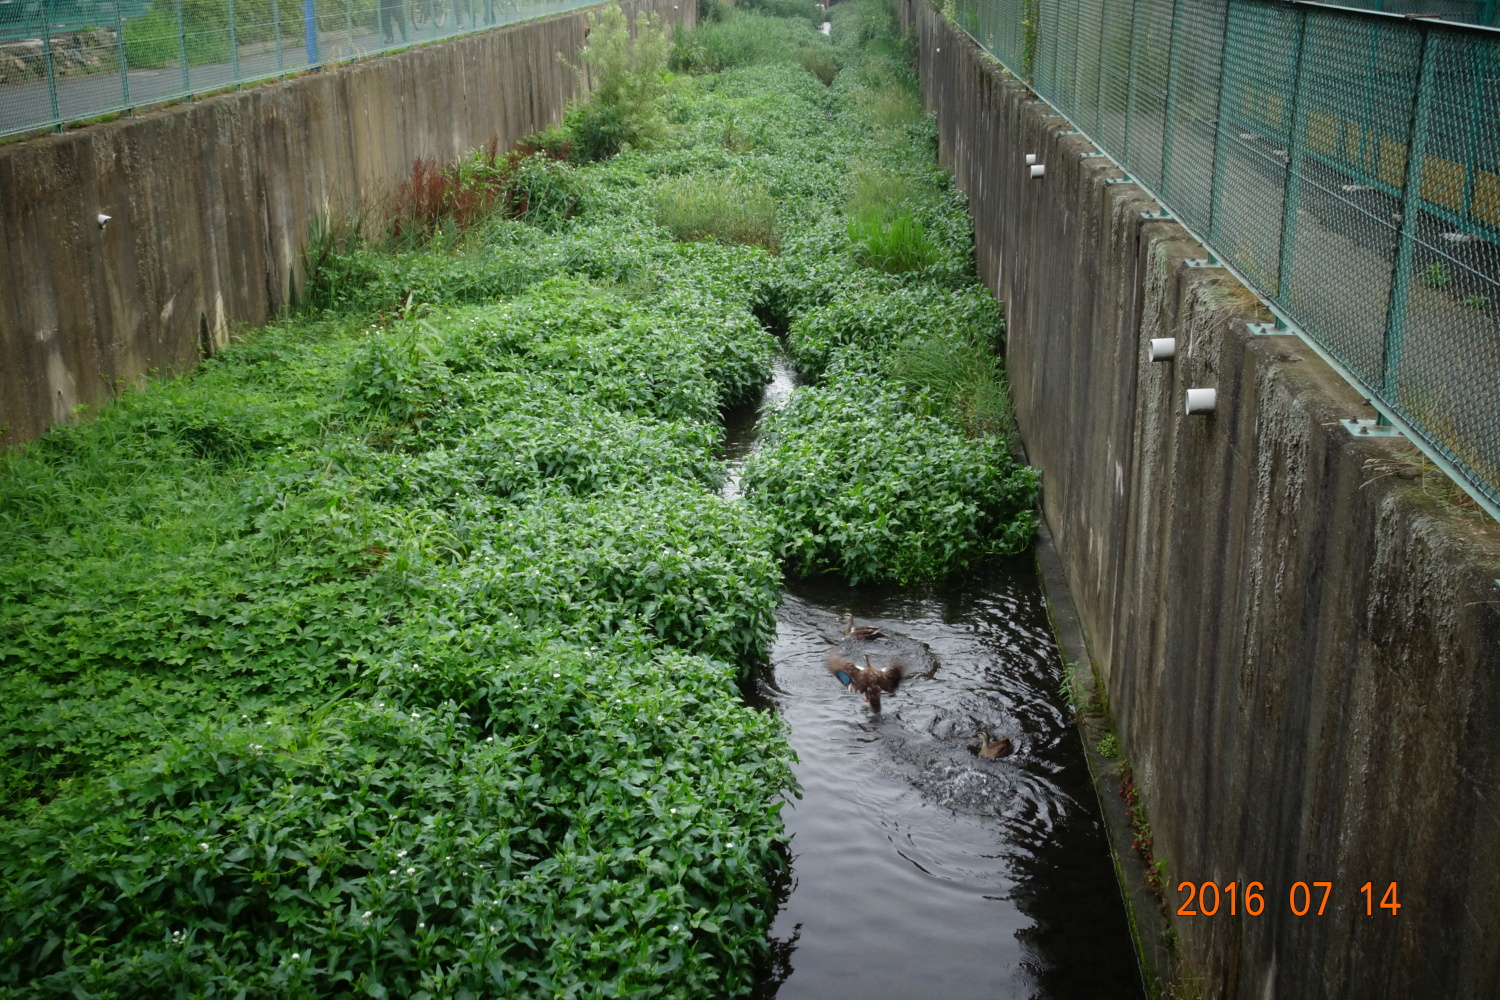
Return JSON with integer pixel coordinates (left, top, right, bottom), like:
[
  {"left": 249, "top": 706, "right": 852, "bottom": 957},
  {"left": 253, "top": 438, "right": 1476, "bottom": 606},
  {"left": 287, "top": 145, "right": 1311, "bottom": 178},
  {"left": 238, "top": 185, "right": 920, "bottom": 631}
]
[
  {"left": 0, "top": 0, "right": 595, "bottom": 137},
  {"left": 953, "top": 0, "right": 1500, "bottom": 513}
]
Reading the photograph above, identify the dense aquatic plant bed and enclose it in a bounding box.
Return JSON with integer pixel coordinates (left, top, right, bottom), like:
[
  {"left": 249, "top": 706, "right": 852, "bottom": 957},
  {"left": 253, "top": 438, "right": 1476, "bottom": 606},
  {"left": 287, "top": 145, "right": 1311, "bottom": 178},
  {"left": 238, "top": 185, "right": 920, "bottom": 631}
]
[
  {"left": 0, "top": 1, "right": 1036, "bottom": 994},
  {"left": 742, "top": 378, "right": 1037, "bottom": 585}
]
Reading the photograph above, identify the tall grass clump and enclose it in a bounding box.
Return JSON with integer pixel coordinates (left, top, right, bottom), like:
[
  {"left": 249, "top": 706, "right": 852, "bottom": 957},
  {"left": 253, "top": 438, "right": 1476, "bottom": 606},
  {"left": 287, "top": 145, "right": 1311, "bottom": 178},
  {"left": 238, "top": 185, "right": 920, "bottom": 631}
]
[
  {"left": 886, "top": 331, "right": 1018, "bottom": 444},
  {"left": 656, "top": 176, "right": 780, "bottom": 251},
  {"left": 847, "top": 208, "right": 940, "bottom": 272}
]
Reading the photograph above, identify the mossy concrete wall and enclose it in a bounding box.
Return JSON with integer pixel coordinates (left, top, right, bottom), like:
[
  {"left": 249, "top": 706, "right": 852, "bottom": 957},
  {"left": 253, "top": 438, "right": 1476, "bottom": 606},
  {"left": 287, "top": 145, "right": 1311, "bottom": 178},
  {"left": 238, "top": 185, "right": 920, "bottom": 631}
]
[
  {"left": 0, "top": 0, "right": 689, "bottom": 448},
  {"left": 901, "top": 2, "right": 1500, "bottom": 997}
]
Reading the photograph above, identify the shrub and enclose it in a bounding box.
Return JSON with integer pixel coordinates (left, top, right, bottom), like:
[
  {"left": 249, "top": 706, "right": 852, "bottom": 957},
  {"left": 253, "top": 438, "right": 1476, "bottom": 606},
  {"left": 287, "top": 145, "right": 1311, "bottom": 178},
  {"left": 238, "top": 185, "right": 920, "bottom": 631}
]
[
  {"left": 861, "top": 83, "right": 923, "bottom": 129},
  {"left": 655, "top": 176, "right": 780, "bottom": 251},
  {"left": 566, "top": 4, "right": 672, "bottom": 160},
  {"left": 738, "top": 0, "right": 824, "bottom": 26},
  {"left": 800, "top": 45, "right": 839, "bottom": 85}
]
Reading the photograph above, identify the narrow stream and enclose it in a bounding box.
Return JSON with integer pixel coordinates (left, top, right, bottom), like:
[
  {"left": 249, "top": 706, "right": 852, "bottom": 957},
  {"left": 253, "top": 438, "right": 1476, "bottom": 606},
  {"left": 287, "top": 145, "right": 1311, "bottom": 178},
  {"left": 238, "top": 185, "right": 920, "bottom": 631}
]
[{"left": 722, "top": 362, "right": 1145, "bottom": 999}]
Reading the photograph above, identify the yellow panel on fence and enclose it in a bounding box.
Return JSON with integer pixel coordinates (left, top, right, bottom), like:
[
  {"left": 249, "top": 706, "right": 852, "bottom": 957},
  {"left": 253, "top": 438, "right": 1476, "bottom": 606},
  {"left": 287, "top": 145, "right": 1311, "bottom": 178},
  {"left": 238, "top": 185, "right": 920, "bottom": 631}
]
[
  {"left": 1474, "top": 172, "right": 1500, "bottom": 229},
  {"left": 1378, "top": 135, "right": 1408, "bottom": 189},
  {"left": 1420, "top": 155, "right": 1467, "bottom": 212},
  {"left": 1306, "top": 108, "right": 1338, "bottom": 158}
]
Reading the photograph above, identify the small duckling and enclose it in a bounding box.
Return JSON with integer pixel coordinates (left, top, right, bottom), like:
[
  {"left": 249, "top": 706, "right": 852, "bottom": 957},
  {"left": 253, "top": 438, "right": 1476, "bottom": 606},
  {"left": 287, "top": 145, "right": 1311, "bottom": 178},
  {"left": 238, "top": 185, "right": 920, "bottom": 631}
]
[
  {"left": 825, "top": 651, "right": 905, "bottom": 713},
  {"left": 835, "top": 613, "right": 889, "bottom": 641},
  {"left": 974, "top": 730, "right": 1014, "bottom": 759}
]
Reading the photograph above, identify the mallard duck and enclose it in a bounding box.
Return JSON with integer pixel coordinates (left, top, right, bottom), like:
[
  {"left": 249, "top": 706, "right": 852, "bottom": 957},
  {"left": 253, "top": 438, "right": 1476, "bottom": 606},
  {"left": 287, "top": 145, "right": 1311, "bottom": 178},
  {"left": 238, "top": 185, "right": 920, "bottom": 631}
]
[
  {"left": 974, "top": 730, "right": 1014, "bottom": 759},
  {"left": 835, "top": 613, "right": 889, "bottom": 641},
  {"left": 825, "top": 652, "right": 905, "bottom": 713}
]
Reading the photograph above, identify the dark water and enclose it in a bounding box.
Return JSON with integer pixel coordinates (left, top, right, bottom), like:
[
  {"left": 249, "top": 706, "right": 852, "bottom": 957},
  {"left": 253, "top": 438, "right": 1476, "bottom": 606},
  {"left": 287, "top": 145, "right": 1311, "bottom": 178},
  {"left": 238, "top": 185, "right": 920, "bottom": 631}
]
[{"left": 722, "top": 363, "right": 1145, "bottom": 1000}]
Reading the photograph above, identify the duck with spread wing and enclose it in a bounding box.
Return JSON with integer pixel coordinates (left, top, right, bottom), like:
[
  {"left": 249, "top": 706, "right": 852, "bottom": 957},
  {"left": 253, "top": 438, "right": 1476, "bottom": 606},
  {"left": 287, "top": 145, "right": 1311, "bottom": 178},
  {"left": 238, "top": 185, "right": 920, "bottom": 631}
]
[{"left": 825, "top": 651, "right": 905, "bottom": 713}]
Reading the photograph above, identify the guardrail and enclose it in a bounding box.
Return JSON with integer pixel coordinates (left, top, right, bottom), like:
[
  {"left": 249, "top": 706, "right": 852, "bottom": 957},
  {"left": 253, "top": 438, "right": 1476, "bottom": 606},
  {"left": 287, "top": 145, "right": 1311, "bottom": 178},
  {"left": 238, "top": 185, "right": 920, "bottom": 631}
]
[
  {"left": 952, "top": 0, "right": 1500, "bottom": 515},
  {"left": 0, "top": 0, "right": 593, "bottom": 138}
]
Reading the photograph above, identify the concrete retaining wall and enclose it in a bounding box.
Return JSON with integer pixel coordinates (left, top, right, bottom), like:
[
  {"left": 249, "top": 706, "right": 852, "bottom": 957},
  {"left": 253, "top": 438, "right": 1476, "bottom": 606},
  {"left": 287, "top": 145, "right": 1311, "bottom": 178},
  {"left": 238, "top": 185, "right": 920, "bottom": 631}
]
[
  {"left": 900, "top": 2, "right": 1500, "bottom": 997},
  {"left": 0, "top": 0, "right": 689, "bottom": 448}
]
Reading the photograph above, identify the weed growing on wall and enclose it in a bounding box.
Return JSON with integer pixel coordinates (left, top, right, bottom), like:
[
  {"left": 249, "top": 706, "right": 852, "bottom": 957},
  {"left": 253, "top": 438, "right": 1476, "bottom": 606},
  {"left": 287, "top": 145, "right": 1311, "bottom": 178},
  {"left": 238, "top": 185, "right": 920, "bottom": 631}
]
[{"left": 0, "top": 0, "right": 1039, "bottom": 992}]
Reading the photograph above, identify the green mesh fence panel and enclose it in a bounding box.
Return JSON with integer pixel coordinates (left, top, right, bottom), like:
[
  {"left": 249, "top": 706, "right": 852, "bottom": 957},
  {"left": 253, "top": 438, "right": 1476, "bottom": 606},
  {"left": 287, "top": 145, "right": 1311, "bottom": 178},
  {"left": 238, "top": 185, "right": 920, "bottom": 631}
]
[
  {"left": 1, "top": 0, "right": 586, "bottom": 136},
  {"left": 947, "top": 0, "right": 1500, "bottom": 511}
]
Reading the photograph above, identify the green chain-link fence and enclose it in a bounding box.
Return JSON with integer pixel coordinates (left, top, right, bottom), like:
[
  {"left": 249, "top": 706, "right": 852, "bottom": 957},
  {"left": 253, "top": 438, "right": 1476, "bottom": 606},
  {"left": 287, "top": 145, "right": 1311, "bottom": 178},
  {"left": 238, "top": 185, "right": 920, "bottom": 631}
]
[
  {"left": 0, "top": 0, "right": 596, "bottom": 137},
  {"left": 952, "top": 0, "right": 1500, "bottom": 513}
]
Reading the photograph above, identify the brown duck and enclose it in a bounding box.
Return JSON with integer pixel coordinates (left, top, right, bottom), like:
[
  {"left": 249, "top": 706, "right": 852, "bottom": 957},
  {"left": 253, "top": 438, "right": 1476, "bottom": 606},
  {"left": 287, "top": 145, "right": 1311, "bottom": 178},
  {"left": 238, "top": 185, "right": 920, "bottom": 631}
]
[
  {"left": 974, "top": 730, "right": 1014, "bottom": 759},
  {"left": 825, "top": 652, "right": 905, "bottom": 713},
  {"left": 836, "top": 613, "right": 890, "bottom": 641}
]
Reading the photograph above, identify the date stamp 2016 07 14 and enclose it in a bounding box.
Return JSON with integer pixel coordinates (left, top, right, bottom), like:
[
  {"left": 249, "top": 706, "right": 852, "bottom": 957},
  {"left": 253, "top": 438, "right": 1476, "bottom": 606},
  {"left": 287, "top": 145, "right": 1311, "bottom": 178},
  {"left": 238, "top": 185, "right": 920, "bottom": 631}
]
[{"left": 1175, "top": 881, "right": 1401, "bottom": 917}]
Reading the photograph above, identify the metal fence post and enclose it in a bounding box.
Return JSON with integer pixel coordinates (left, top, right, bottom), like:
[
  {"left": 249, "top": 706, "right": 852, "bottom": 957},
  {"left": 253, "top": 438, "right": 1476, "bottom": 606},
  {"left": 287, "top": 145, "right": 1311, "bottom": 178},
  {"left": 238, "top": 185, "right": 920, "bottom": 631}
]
[
  {"left": 1122, "top": 0, "right": 1141, "bottom": 165},
  {"left": 1092, "top": 0, "right": 1108, "bottom": 134},
  {"left": 273, "top": 0, "right": 284, "bottom": 72},
  {"left": 345, "top": 0, "right": 354, "bottom": 50},
  {"left": 228, "top": 0, "right": 240, "bottom": 81},
  {"left": 176, "top": 0, "right": 189, "bottom": 91},
  {"left": 305, "top": 0, "right": 319, "bottom": 65},
  {"left": 1159, "top": 0, "right": 1183, "bottom": 200},
  {"left": 40, "top": 1, "right": 61, "bottom": 127},
  {"left": 114, "top": 0, "right": 131, "bottom": 109},
  {"left": 1458, "top": 39, "right": 1493, "bottom": 222},
  {"left": 1206, "top": 0, "right": 1235, "bottom": 240},
  {"left": 1380, "top": 23, "right": 1439, "bottom": 402},
  {"left": 1274, "top": 7, "right": 1311, "bottom": 299}
]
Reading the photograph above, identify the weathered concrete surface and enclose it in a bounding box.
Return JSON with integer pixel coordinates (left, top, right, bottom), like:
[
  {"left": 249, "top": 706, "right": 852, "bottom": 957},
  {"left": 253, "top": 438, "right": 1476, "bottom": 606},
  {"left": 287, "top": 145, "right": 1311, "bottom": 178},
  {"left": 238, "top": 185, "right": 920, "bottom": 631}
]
[
  {"left": 0, "top": 0, "right": 689, "bottom": 448},
  {"left": 902, "top": 2, "right": 1500, "bottom": 997}
]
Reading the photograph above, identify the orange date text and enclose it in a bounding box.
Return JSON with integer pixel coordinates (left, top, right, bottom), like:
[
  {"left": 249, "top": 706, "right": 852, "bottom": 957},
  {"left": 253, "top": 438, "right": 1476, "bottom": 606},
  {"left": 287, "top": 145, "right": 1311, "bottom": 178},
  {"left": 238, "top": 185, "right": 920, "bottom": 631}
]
[{"left": 1175, "top": 881, "right": 1400, "bottom": 916}]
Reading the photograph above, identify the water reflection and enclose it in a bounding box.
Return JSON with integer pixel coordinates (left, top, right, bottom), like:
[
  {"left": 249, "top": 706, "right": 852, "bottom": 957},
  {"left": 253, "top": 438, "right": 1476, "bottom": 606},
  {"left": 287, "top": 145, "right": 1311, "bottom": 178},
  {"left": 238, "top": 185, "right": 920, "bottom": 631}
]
[
  {"left": 726, "top": 363, "right": 1142, "bottom": 998},
  {"left": 751, "top": 570, "right": 1142, "bottom": 999}
]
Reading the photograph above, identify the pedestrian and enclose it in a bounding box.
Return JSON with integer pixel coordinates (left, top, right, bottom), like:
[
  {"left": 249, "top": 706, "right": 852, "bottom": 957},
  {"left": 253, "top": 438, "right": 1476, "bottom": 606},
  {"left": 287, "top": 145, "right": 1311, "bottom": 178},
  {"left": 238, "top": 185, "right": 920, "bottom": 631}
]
[{"left": 380, "top": 0, "right": 408, "bottom": 44}]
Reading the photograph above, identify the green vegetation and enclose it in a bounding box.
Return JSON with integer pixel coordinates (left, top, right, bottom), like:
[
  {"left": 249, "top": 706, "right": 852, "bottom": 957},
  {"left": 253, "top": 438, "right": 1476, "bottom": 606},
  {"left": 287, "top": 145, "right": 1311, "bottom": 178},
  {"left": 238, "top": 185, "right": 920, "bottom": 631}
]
[
  {"left": 654, "top": 176, "right": 779, "bottom": 250},
  {"left": 0, "top": 1, "right": 1038, "bottom": 994},
  {"left": 742, "top": 378, "right": 1036, "bottom": 585},
  {"left": 566, "top": 4, "right": 673, "bottom": 161}
]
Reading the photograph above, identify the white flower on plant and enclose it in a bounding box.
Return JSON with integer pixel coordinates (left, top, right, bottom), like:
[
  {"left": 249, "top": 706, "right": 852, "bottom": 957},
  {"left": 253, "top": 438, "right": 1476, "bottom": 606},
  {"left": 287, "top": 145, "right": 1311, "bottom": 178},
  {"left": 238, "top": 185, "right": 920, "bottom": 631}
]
[
  {"left": 363, "top": 911, "right": 372, "bottom": 919},
  {"left": 199, "top": 842, "right": 210, "bottom": 851},
  {"left": 397, "top": 850, "right": 407, "bottom": 858},
  {"left": 292, "top": 953, "right": 300, "bottom": 960},
  {"left": 390, "top": 869, "right": 398, "bottom": 875},
  {"left": 407, "top": 867, "right": 416, "bottom": 874},
  {"left": 553, "top": 673, "right": 561, "bottom": 678},
  {"left": 670, "top": 808, "right": 677, "bottom": 814},
  {"left": 670, "top": 925, "right": 679, "bottom": 932},
  {"left": 418, "top": 922, "right": 425, "bottom": 929}
]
